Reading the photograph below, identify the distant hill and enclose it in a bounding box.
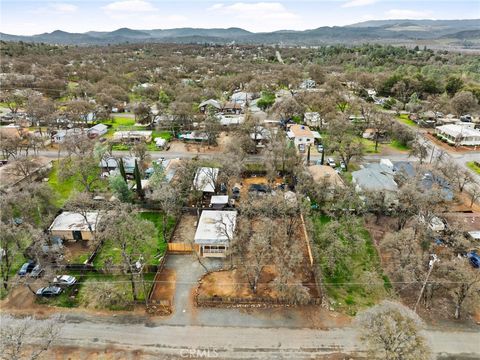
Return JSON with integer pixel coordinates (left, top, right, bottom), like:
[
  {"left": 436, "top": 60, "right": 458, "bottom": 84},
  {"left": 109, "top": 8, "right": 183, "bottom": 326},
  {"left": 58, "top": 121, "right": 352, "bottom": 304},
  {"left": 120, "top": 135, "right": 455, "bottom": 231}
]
[{"left": 1, "top": 20, "right": 479, "bottom": 47}]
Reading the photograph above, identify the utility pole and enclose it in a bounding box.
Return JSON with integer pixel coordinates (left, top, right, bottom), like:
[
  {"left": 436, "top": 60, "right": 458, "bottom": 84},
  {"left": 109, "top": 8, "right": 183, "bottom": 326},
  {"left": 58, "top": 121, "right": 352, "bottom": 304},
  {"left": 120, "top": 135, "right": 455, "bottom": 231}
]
[{"left": 414, "top": 254, "right": 438, "bottom": 313}]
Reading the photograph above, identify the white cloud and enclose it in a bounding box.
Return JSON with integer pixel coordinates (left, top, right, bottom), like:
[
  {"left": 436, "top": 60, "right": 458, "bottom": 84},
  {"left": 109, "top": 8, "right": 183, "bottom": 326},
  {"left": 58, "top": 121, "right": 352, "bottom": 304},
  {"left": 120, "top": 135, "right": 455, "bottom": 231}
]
[
  {"left": 342, "top": 0, "right": 377, "bottom": 8},
  {"left": 102, "top": 0, "right": 156, "bottom": 14},
  {"left": 166, "top": 15, "right": 188, "bottom": 22},
  {"left": 49, "top": 3, "right": 78, "bottom": 14},
  {"left": 209, "top": 2, "right": 298, "bottom": 21},
  {"left": 385, "top": 9, "right": 434, "bottom": 19}
]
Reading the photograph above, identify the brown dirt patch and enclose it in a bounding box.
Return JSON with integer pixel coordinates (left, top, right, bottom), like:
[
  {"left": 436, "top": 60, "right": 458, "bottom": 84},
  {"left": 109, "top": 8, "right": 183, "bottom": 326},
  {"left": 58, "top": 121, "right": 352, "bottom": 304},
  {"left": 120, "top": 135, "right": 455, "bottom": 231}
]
[
  {"left": 170, "top": 214, "right": 197, "bottom": 244},
  {"left": 63, "top": 241, "right": 94, "bottom": 263},
  {"left": 150, "top": 269, "right": 176, "bottom": 303},
  {"left": 198, "top": 266, "right": 279, "bottom": 299}
]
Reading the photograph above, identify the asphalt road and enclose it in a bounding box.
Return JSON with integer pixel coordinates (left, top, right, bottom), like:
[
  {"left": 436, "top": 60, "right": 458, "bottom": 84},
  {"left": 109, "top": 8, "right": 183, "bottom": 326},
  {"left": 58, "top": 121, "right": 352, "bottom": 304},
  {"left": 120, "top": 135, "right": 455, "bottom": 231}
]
[{"left": 11, "top": 316, "right": 480, "bottom": 359}]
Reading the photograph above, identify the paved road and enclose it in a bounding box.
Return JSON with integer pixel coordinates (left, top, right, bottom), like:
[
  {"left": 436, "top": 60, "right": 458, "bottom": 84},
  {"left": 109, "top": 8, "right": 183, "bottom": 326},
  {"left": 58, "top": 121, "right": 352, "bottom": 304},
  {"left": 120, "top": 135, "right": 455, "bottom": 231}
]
[{"left": 8, "top": 315, "right": 480, "bottom": 359}]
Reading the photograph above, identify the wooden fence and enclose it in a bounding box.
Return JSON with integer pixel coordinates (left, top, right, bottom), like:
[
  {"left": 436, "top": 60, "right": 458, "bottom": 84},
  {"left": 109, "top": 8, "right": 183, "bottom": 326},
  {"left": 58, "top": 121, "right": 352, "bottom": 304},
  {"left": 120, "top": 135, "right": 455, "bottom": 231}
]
[{"left": 167, "top": 243, "right": 193, "bottom": 252}]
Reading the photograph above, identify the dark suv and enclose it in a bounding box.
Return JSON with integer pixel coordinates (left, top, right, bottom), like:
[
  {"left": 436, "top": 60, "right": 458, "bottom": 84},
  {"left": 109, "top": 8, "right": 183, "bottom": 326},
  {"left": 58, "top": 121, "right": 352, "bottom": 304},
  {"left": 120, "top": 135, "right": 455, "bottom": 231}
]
[{"left": 18, "top": 260, "right": 35, "bottom": 276}]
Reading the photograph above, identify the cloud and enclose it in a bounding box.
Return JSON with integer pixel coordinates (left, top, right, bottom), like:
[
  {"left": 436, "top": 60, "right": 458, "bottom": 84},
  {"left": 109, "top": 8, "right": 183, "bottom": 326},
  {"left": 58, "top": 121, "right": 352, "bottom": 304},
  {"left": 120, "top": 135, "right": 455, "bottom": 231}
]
[
  {"left": 208, "top": 2, "right": 298, "bottom": 21},
  {"left": 102, "top": 0, "right": 156, "bottom": 14},
  {"left": 166, "top": 15, "right": 188, "bottom": 22},
  {"left": 385, "top": 9, "right": 434, "bottom": 19},
  {"left": 49, "top": 3, "right": 78, "bottom": 13},
  {"left": 342, "top": 0, "right": 377, "bottom": 8}
]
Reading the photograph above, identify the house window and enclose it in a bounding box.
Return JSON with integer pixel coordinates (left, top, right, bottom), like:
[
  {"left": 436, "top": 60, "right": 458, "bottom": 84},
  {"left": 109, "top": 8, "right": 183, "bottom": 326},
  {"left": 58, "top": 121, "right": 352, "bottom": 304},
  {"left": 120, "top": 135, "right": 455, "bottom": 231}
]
[{"left": 203, "top": 245, "right": 225, "bottom": 253}]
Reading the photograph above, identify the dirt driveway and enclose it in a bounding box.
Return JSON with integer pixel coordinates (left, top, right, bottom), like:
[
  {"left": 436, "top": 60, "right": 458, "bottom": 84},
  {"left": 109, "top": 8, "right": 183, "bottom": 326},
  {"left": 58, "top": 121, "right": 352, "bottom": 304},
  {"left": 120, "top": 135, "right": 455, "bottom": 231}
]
[{"left": 160, "top": 255, "right": 348, "bottom": 329}]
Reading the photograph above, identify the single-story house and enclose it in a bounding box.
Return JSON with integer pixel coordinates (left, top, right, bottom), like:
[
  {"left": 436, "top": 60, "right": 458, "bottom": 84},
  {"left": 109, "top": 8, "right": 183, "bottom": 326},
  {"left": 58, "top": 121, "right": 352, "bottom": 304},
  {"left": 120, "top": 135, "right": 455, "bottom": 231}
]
[
  {"left": 210, "top": 195, "right": 229, "bottom": 209},
  {"left": 352, "top": 162, "right": 398, "bottom": 204},
  {"left": 52, "top": 128, "right": 85, "bottom": 143},
  {"left": 193, "top": 167, "right": 219, "bottom": 193},
  {"left": 113, "top": 130, "right": 152, "bottom": 143},
  {"left": 287, "top": 124, "right": 318, "bottom": 150},
  {"left": 194, "top": 210, "right": 237, "bottom": 257},
  {"left": 443, "top": 212, "right": 480, "bottom": 240},
  {"left": 199, "top": 99, "right": 222, "bottom": 113},
  {"left": 99, "top": 156, "right": 137, "bottom": 175},
  {"left": 88, "top": 123, "right": 108, "bottom": 138},
  {"left": 48, "top": 211, "right": 100, "bottom": 241},
  {"left": 222, "top": 101, "right": 243, "bottom": 115},
  {"left": 436, "top": 124, "right": 480, "bottom": 146},
  {"left": 218, "top": 114, "right": 244, "bottom": 126}
]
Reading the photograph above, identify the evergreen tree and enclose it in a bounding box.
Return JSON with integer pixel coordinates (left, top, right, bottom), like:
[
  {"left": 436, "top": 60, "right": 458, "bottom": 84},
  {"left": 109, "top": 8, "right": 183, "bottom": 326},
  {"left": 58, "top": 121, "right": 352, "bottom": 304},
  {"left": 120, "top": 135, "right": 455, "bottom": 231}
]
[
  {"left": 134, "top": 159, "right": 144, "bottom": 199},
  {"left": 119, "top": 158, "right": 127, "bottom": 182}
]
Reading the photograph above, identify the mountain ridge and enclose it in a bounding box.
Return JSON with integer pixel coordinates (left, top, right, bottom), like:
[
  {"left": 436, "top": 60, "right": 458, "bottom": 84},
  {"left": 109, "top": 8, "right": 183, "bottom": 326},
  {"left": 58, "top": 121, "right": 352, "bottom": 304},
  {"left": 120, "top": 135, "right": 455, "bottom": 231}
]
[{"left": 1, "top": 19, "right": 479, "bottom": 47}]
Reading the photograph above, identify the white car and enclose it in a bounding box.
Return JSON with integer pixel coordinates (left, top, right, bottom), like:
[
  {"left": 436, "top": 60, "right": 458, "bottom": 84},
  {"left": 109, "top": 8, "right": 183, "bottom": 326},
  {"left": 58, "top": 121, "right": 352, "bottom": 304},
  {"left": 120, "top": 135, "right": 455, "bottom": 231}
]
[
  {"left": 327, "top": 158, "right": 336, "bottom": 167},
  {"left": 53, "top": 275, "right": 77, "bottom": 287}
]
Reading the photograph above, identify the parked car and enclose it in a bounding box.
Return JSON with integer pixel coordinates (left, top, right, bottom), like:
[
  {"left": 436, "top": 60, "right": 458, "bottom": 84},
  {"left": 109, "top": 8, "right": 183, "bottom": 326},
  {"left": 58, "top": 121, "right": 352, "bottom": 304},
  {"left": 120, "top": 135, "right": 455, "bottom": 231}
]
[
  {"left": 30, "top": 264, "right": 44, "bottom": 278},
  {"left": 18, "top": 260, "right": 35, "bottom": 276},
  {"left": 340, "top": 161, "right": 346, "bottom": 171},
  {"left": 53, "top": 275, "right": 77, "bottom": 287},
  {"left": 249, "top": 184, "right": 269, "bottom": 194},
  {"left": 232, "top": 186, "right": 241, "bottom": 200},
  {"left": 36, "top": 286, "right": 63, "bottom": 297},
  {"left": 327, "top": 158, "right": 336, "bottom": 167},
  {"left": 317, "top": 144, "right": 324, "bottom": 152},
  {"left": 467, "top": 251, "right": 480, "bottom": 269}
]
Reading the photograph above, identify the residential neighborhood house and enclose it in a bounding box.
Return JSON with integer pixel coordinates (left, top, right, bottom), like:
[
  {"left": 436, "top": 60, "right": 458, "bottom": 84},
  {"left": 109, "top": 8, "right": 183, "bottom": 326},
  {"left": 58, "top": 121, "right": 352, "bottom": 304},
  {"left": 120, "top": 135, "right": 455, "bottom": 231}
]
[
  {"left": 194, "top": 210, "right": 237, "bottom": 257},
  {"left": 48, "top": 211, "right": 101, "bottom": 241}
]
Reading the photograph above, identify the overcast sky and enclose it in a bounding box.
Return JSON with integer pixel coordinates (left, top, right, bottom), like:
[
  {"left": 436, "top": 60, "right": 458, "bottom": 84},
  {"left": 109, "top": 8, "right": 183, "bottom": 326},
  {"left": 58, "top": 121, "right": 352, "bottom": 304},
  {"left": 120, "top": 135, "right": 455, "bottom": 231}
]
[{"left": 1, "top": 0, "right": 478, "bottom": 35}]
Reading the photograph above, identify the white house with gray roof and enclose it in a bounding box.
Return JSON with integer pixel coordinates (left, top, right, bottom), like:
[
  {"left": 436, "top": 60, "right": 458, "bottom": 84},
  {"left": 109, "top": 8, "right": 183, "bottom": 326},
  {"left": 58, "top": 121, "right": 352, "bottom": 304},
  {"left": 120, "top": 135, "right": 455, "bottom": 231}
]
[{"left": 194, "top": 210, "right": 237, "bottom": 257}]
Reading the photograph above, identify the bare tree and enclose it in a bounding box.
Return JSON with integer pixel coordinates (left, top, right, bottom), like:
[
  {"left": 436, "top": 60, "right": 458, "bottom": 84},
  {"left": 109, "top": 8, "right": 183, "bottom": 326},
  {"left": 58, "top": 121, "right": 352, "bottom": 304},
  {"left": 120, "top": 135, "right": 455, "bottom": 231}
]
[
  {"left": 96, "top": 206, "right": 156, "bottom": 300},
  {"left": 355, "top": 300, "right": 432, "bottom": 360},
  {"left": 0, "top": 314, "right": 63, "bottom": 360},
  {"left": 0, "top": 223, "right": 35, "bottom": 290},
  {"left": 438, "top": 163, "right": 473, "bottom": 193},
  {"left": 436, "top": 259, "right": 480, "bottom": 319}
]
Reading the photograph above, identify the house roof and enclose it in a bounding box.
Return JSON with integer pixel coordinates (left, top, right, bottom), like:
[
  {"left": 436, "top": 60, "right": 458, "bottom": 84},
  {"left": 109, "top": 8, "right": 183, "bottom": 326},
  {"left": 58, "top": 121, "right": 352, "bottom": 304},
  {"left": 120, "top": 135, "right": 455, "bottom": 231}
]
[
  {"left": 223, "top": 101, "right": 242, "bottom": 110},
  {"left": 99, "top": 157, "right": 137, "bottom": 171},
  {"left": 88, "top": 123, "right": 108, "bottom": 133},
  {"left": 113, "top": 130, "right": 152, "bottom": 140},
  {"left": 436, "top": 124, "right": 480, "bottom": 138},
  {"left": 352, "top": 163, "right": 397, "bottom": 192},
  {"left": 443, "top": 212, "right": 480, "bottom": 233},
  {"left": 49, "top": 211, "right": 100, "bottom": 232},
  {"left": 193, "top": 167, "right": 219, "bottom": 193},
  {"left": 308, "top": 165, "right": 345, "bottom": 188},
  {"left": 288, "top": 124, "right": 314, "bottom": 138},
  {"left": 199, "top": 99, "right": 222, "bottom": 109},
  {"left": 210, "top": 195, "right": 229, "bottom": 205},
  {"left": 194, "top": 210, "right": 237, "bottom": 245}
]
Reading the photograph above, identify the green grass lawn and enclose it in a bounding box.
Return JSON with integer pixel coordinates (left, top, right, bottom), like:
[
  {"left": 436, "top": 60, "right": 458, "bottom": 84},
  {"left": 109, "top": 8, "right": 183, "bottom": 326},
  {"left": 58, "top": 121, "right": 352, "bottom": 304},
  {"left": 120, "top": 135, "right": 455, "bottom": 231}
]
[
  {"left": 361, "top": 138, "right": 381, "bottom": 153},
  {"left": 94, "top": 212, "right": 174, "bottom": 269},
  {"left": 311, "top": 215, "right": 390, "bottom": 315},
  {"left": 47, "top": 161, "right": 108, "bottom": 206},
  {"left": 467, "top": 161, "right": 480, "bottom": 175},
  {"left": 47, "top": 161, "right": 81, "bottom": 206},
  {"left": 397, "top": 114, "right": 417, "bottom": 127},
  {"left": 139, "top": 211, "right": 176, "bottom": 245},
  {"left": 388, "top": 139, "right": 410, "bottom": 151}
]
